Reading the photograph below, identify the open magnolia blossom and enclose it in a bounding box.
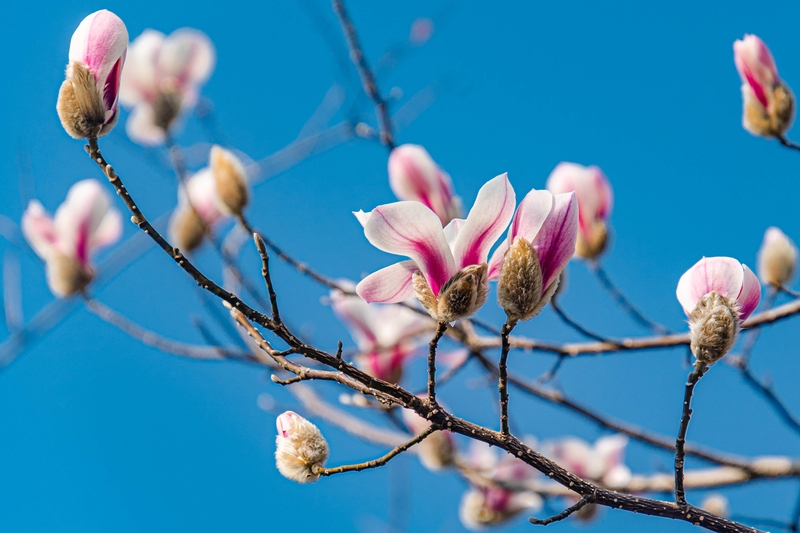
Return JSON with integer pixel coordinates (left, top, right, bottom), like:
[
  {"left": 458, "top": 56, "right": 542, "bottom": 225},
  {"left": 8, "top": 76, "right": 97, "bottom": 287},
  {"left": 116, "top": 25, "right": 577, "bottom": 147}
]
[
  {"left": 459, "top": 440, "right": 543, "bottom": 530},
  {"left": 757, "top": 226, "right": 797, "bottom": 288},
  {"left": 57, "top": 10, "right": 128, "bottom": 139},
  {"left": 488, "top": 189, "right": 578, "bottom": 322},
  {"left": 388, "top": 144, "right": 461, "bottom": 225},
  {"left": 543, "top": 434, "right": 632, "bottom": 489},
  {"left": 119, "top": 28, "right": 215, "bottom": 145},
  {"left": 356, "top": 173, "right": 515, "bottom": 322},
  {"left": 402, "top": 403, "right": 455, "bottom": 471},
  {"left": 168, "top": 167, "right": 224, "bottom": 252},
  {"left": 22, "top": 179, "right": 122, "bottom": 297},
  {"left": 275, "top": 411, "right": 329, "bottom": 484},
  {"left": 329, "top": 283, "right": 433, "bottom": 383},
  {"left": 734, "top": 34, "right": 794, "bottom": 138},
  {"left": 546, "top": 162, "right": 613, "bottom": 260},
  {"left": 677, "top": 257, "right": 761, "bottom": 364}
]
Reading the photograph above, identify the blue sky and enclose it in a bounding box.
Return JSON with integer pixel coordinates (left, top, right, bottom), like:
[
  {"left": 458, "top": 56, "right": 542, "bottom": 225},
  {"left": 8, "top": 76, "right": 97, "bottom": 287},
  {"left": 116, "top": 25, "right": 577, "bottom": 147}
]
[{"left": 2, "top": 1, "right": 800, "bottom": 532}]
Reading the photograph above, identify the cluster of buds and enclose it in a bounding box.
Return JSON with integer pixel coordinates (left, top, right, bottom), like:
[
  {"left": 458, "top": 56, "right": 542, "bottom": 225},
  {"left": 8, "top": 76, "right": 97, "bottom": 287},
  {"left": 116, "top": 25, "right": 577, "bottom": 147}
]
[
  {"left": 356, "top": 173, "right": 516, "bottom": 322},
  {"left": 489, "top": 189, "right": 577, "bottom": 322},
  {"left": 757, "top": 227, "right": 797, "bottom": 288},
  {"left": 119, "top": 28, "right": 215, "bottom": 144},
  {"left": 274, "top": 411, "right": 329, "bottom": 484},
  {"left": 401, "top": 404, "right": 455, "bottom": 471},
  {"left": 734, "top": 35, "right": 794, "bottom": 138},
  {"left": 459, "top": 440, "right": 542, "bottom": 529},
  {"left": 168, "top": 145, "right": 250, "bottom": 252},
  {"left": 22, "top": 180, "right": 122, "bottom": 297},
  {"left": 546, "top": 162, "right": 613, "bottom": 260},
  {"left": 329, "top": 283, "right": 433, "bottom": 383},
  {"left": 56, "top": 10, "right": 128, "bottom": 139},
  {"left": 676, "top": 257, "right": 761, "bottom": 364}
]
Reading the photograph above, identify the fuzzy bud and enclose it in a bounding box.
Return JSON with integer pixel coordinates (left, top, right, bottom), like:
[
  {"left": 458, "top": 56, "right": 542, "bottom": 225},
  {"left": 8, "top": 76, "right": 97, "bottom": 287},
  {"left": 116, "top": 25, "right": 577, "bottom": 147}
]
[
  {"left": 688, "top": 291, "right": 739, "bottom": 364},
  {"left": 210, "top": 146, "right": 249, "bottom": 215},
  {"left": 402, "top": 408, "right": 455, "bottom": 471},
  {"left": 498, "top": 236, "right": 544, "bottom": 322},
  {"left": 436, "top": 264, "right": 489, "bottom": 323},
  {"left": 459, "top": 488, "right": 542, "bottom": 530},
  {"left": 275, "top": 411, "right": 329, "bottom": 484},
  {"left": 46, "top": 253, "right": 93, "bottom": 297},
  {"left": 57, "top": 62, "right": 118, "bottom": 138},
  {"left": 168, "top": 206, "right": 206, "bottom": 252},
  {"left": 758, "top": 227, "right": 797, "bottom": 287},
  {"left": 700, "top": 494, "right": 730, "bottom": 518},
  {"left": 575, "top": 219, "right": 608, "bottom": 260}
]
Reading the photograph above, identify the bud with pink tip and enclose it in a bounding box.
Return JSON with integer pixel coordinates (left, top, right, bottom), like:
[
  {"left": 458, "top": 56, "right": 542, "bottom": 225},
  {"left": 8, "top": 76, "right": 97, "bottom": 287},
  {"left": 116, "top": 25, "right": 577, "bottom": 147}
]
[
  {"left": 757, "top": 227, "right": 797, "bottom": 288},
  {"left": 676, "top": 257, "right": 761, "bottom": 364},
  {"left": 734, "top": 35, "right": 794, "bottom": 138},
  {"left": 57, "top": 10, "right": 128, "bottom": 139},
  {"left": 546, "top": 163, "right": 612, "bottom": 260},
  {"left": 168, "top": 167, "right": 224, "bottom": 252},
  {"left": 22, "top": 180, "right": 122, "bottom": 297},
  {"left": 401, "top": 403, "right": 455, "bottom": 471},
  {"left": 275, "top": 411, "right": 329, "bottom": 483}
]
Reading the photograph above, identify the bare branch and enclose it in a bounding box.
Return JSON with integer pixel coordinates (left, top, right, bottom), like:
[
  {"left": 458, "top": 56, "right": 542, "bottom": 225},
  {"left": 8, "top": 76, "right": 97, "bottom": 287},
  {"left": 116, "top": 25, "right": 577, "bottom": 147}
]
[{"left": 675, "top": 361, "right": 708, "bottom": 506}]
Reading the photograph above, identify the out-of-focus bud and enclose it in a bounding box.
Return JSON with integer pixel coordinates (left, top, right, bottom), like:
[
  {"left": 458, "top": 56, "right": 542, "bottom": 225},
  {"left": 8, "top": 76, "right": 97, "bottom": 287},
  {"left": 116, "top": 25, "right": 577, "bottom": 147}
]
[
  {"left": 402, "top": 406, "right": 455, "bottom": 471},
  {"left": 460, "top": 488, "right": 542, "bottom": 530},
  {"left": 546, "top": 163, "right": 612, "bottom": 260},
  {"left": 426, "top": 264, "right": 489, "bottom": 323},
  {"left": 22, "top": 180, "right": 122, "bottom": 297},
  {"left": 210, "top": 146, "right": 249, "bottom": 215},
  {"left": 57, "top": 10, "right": 128, "bottom": 139},
  {"left": 274, "top": 411, "right": 329, "bottom": 484},
  {"left": 388, "top": 144, "right": 461, "bottom": 226},
  {"left": 700, "top": 494, "right": 730, "bottom": 518},
  {"left": 677, "top": 257, "right": 761, "bottom": 364},
  {"left": 734, "top": 35, "right": 794, "bottom": 138},
  {"left": 757, "top": 226, "right": 797, "bottom": 287},
  {"left": 409, "top": 18, "right": 434, "bottom": 45},
  {"left": 168, "top": 168, "right": 223, "bottom": 252}
]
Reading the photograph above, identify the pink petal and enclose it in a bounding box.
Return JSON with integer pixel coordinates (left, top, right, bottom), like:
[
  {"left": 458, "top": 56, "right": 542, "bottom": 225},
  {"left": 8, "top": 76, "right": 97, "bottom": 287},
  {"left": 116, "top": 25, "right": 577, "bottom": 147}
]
[
  {"left": 53, "top": 180, "right": 117, "bottom": 267},
  {"left": 737, "top": 264, "right": 761, "bottom": 321},
  {"left": 21, "top": 201, "right": 59, "bottom": 260},
  {"left": 734, "top": 35, "right": 778, "bottom": 108},
  {"left": 356, "top": 261, "right": 418, "bottom": 303},
  {"left": 593, "top": 435, "right": 628, "bottom": 473},
  {"left": 353, "top": 210, "right": 371, "bottom": 228},
  {"left": 443, "top": 218, "right": 466, "bottom": 247},
  {"left": 276, "top": 411, "right": 297, "bottom": 438},
  {"left": 487, "top": 240, "right": 509, "bottom": 281},
  {"left": 388, "top": 144, "right": 456, "bottom": 225},
  {"left": 125, "top": 103, "right": 167, "bottom": 146},
  {"left": 591, "top": 166, "right": 614, "bottom": 220},
  {"left": 507, "top": 189, "right": 554, "bottom": 243},
  {"left": 159, "top": 29, "right": 216, "bottom": 99},
  {"left": 676, "top": 257, "right": 745, "bottom": 315},
  {"left": 331, "top": 291, "right": 379, "bottom": 351},
  {"left": 451, "top": 173, "right": 516, "bottom": 270},
  {"left": 182, "top": 168, "right": 223, "bottom": 224},
  {"left": 363, "top": 202, "right": 454, "bottom": 296},
  {"left": 119, "top": 29, "right": 165, "bottom": 107},
  {"left": 546, "top": 163, "right": 612, "bottom": 238},
  {"left": 533, "top": 192, "right": 578, "bottom": 291}
]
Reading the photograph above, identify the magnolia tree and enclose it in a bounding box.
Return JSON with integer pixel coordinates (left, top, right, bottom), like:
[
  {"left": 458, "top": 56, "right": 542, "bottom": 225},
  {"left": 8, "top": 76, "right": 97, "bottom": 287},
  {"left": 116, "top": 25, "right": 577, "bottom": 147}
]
[{"left": 4, "top": 3, "right": 800, "bottom": 532}]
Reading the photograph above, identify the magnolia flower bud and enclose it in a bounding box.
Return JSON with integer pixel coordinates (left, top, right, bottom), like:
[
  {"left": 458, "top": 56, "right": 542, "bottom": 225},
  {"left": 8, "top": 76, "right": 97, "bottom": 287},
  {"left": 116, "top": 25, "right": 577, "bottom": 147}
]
[
  {"left": 574, "top": 503, "right": 599, "bottom": 523},
  {"left": 57, "top": 10, "right": 128, "bottom": 139},
  {"left": 574, "top": 220, "right": 608, "bottom": 260},
  {"left": 275, "top": 411, "right": 329, "bottom": 484},
  {"left": 497, "top": 236, "right": 561, "bottom": 323},
  {"left": 758, "top": 227, "right": 797, "bottom": 287},
  {"left": 210, "top": 146, "right": 249, "bottom": 215},
  {"left": 168, "top": 206, "right": 206, "bottom": 252},
  {"left": 688, "top": 292, "right": 739, "bottom": 364},
  {"left": 46, "top": 253, "right": 93, "bottom": 297},
  {"left": 459, "top": 488, "right": 542, "bottom": 529},
  {"left": 414, "top": 264, "right": 489, "bottom": 322},
  {"left": 700, "top": 494, "right": 730, "bottom": 518},
  {"left": 401, "top": 408, "right": 455, "bottom": 471}
]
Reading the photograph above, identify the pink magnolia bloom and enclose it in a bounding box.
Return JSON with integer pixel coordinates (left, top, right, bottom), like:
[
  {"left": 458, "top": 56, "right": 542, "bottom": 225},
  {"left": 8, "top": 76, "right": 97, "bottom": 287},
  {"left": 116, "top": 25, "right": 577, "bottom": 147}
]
[
  {"left": 546, "top": 163, "right": 612, "bottom": 259},
  {"left": 676, "top": 257, "right": 761, "bottom": 320},
  {"left": 330, "top": 284, "right": 433, "bottom": 383},
  {"left": 459, "top": 441, "right": 543, "bottom": 529},
  {"left": 119, "top": 28, "right": 215, "bottom": 145},
  {"left": 388, "top": 144, "right": 461, "bottom": 225},
  {"left": 677, "top": 257, "right": 761, "bottom": 363},
  {"left": 543, "top": 434, "right": 632, "bottom": 488},
  {"left": 57, "top": 10, "right": 128, "bottom": 138},
  {"left": 734, "top": 35, "right": 794, "bottom": 137},
  {"left": 356, "top": 173, "right": 515, "bottom": 321},
  {"left": 22, "top": 180, "right": 122, "bottom": 297},
  {"left": 168, "top": 167, "right": 225, "bottom": 252}
]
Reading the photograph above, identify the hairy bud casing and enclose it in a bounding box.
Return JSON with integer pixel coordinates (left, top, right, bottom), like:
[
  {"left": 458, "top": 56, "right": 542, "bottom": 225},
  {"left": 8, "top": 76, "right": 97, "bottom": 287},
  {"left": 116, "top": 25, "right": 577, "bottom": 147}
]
[
  {"left": 210, "top": 146, "right": 249, "bottom": 215},
  {"left": 169, "top": 206, "right": 206, "bottom": 252},
  {"left": 758, "top": 226, "right": 797, "bottom": 287},
  {"left": 46, "top": 253, "right": 93, "bottom": 297},
  {"left": 688, "top": 292, "right": 739, "bottom": 364},
  {"left": 275, "top": 411, "right": 329, "bottom": 484},
  {"left": 497, "top": 236, "right": 543, "bottom": 321},
  {"left": 57, "top": 62, "right": 117, "bottom": 139},
  {"left": 436, "top": 264, "right": 489, "bottom": 323},
  {"left": 575, "top": 220, "right": 608, "bottom": 260}
]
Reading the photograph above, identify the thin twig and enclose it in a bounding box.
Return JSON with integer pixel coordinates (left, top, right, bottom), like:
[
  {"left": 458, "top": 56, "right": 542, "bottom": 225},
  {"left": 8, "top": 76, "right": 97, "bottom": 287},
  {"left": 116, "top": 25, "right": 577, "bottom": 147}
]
[
  {"left": 737, "top": 361, "right": 800, "bottom": 436},
  {"left": 739, "top": 288, "right": 778, "bottom": 365},
  {"left": 780, "top": 285, "right": 800, "bottom": 299},
  {"left": 428, "top": 322, "right": 448, "bottom": 403},
  {"left": 551, "top": 298, "right": 620, "bottom": 344},
  {"left": 499, "top": 320, "right": 516, "bottom": 435},
  {"left": 314, "top": 425, "right": 436, "bottom": 476},
  {"left": 675, "top": 361, "right": 708, "bottom": 506},
  {"left": 529, "top": 495, "right": 594, "bottom": 526},
  {"left": 778, "top": 135, "right": 800, "bottom": 152},
  {"left": 252, "top": 233, "right": 281, "bottom": 324}
]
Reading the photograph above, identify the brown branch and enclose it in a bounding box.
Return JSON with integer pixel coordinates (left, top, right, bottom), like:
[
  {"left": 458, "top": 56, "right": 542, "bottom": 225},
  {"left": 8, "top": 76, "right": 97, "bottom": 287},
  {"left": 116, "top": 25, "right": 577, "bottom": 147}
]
[
  {"left": 428, "top": 321, "right": 447, "bottom": 403},
  {"left": 675, "top": 361, "right": 708, "bottom": 506},
  {"left": 331, "top": 0, "right": 395, "bottom": 149},
  {"left": 529, "top": 495, "right": 594, "bottom": 526},
  {"left": 778, "top": 135, "right": 800, "bottom": 152},
  {"left": 498, "top": 320, "right": 516, "bottom": 435}
]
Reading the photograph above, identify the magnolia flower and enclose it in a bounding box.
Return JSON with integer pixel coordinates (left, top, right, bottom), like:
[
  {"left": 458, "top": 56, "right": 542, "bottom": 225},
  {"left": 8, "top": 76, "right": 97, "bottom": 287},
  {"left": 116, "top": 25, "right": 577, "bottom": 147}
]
[
  {"left": 168, "top": 167, "right": 224, "bottom": 252},
  {"left": 275, "top": 411, "right": 329, "bottom": 484},
  {"left": 330, "top": 285, "right": 432, "bottom": 383},
  {"left": 388, "top": 144, "right": 461, "bottom": 225},
  {"left": 488, "top": 189, "right": 578, "bottom": 322},
  {"left": 402, "top": 403, "right": 455, "bottom": 471},
  {"left": 543, "top": 434, "right": 631, "bottom": 489},
  {"left": 356, "top": 174, "right": 515, "bottom": 322},
  {"left": 22, "top": 180, "right": 122, "bottom": 297},
  {"left": 546, "top": 163, "right": 612, "bottom": 260},
  {"left": 677, "top": 257, "right": 761, "bottom": 364},
  {"left": 734, "top": 35, "right": 794, "bottom": 138},
  {"left": 459, "top": 441, "right": 542, "bottom": 530},
  {"left": 409, "top": 18, "right": 434, "bottom": 45},
  {"left": 119, "top": 28, "right": 215, "bottom": 145},
  {"left": 757, "top": 227, "right": 797, "bottom": 288},
  {"left": 57, "top": 10, "right": 128, "bottom": 139}
]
